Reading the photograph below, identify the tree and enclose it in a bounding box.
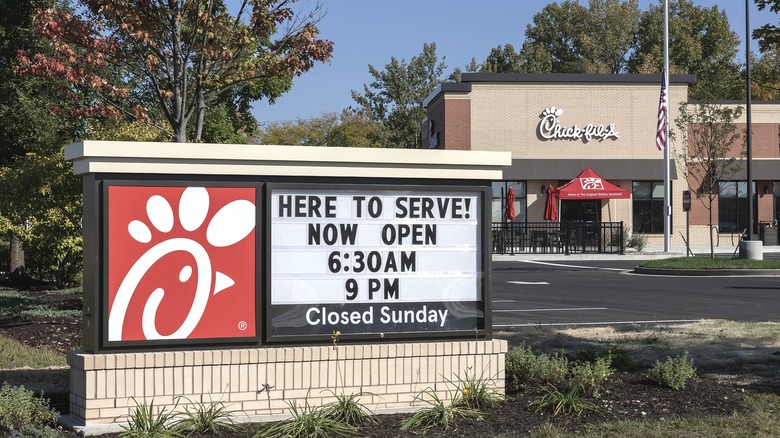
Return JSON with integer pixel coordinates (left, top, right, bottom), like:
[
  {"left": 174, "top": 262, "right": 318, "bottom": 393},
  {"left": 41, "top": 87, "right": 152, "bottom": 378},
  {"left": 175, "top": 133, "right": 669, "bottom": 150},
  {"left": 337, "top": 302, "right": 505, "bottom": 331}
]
[
  {"left": 256, "top": 110, "right": 381, "bottom": 147},
  {"left": 16, "top": 0, "right": 334, "bottom": 143},
  {"left": 675, "top": 102, "right": 744, "bottom": 258},
  {"left": 324, "top": 110, "right": 383, "bottom": 148},
  {"left": 352, "top": 43, "right": 446, "bottom": 149},
  {"left": 578, "top": 0, "right": 639, "bottom": 74},
  {"left": 750, "top": 49, "right": 780, "bottom": 99},
  {"left": 630, "top": 0, "right": 742, "bottom": 100},
  {"left": 517, "top": 0, "right": 640, "bottom": 74},
  {"left": 481, "top": 44, "right": 523, "bottom": 73},
  {"left": 520, "top": 0, "right": 589, "bottom": 73},
  {"left": 0, "top": 0, "right": 83, "bottom": 283},
  {"left": 754, "top": 0, "right": 780, "bottom": 53}
]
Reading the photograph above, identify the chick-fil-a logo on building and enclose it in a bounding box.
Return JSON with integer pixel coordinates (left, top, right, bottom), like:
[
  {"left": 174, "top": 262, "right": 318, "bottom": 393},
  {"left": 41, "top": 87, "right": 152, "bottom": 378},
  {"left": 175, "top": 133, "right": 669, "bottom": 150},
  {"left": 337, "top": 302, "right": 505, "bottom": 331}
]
[
  {"left": 538, "top": 107, "right": 619, "bottom": 142},
  {"left": 107, "top": 185, "right": 256, "bottom": 342}
]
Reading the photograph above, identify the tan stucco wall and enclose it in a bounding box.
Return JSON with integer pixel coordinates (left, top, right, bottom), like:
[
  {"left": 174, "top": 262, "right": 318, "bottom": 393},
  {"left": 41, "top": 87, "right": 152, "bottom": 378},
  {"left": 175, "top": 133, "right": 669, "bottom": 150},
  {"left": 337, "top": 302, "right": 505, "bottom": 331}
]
[{"left": 468, "top": 82, "right": 689, "bottom": 159}]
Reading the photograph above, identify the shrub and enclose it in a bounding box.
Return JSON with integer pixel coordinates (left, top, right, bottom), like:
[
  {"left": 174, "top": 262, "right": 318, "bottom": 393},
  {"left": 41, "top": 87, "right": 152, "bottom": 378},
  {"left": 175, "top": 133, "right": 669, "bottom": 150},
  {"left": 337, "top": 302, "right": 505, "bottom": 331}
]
[
  {"left": 628, "top": 233, "right": 648, "bottom": 252},
  {"left": 0, "top": 382, "right": 59, "bottom": 433},
  {"left": 649, "top": 352, "right": 697, "bottom": 390},
  {"left": 505, "top": 344, "right": 569, "bottom": 391},
  {"left": 574, "top": 348, "right": 632, "bottom": 372},
  {"left": 569, "top": 356, "right": 614, "bottom": 398}
]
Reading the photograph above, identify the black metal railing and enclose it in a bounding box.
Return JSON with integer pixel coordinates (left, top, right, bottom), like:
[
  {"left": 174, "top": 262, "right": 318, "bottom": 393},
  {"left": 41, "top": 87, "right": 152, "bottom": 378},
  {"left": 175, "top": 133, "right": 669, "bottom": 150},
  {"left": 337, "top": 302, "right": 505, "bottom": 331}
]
[{"left": 491, "top": 221, "right": 624, "bottom": 255}]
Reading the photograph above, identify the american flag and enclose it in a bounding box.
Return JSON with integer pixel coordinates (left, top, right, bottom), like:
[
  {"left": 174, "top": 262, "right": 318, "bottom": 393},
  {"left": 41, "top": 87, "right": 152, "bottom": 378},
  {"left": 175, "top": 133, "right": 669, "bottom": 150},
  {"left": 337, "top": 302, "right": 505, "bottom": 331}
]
[{"left": 656, "top": 75, "right": 667, "bottom": 151}]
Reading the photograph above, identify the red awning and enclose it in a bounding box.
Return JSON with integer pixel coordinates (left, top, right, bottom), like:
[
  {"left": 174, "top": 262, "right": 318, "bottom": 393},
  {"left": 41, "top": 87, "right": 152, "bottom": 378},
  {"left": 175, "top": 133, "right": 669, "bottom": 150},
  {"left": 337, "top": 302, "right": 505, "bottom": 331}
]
[{"left": 556, "top": 167, "right": 630, "bottom": 200}]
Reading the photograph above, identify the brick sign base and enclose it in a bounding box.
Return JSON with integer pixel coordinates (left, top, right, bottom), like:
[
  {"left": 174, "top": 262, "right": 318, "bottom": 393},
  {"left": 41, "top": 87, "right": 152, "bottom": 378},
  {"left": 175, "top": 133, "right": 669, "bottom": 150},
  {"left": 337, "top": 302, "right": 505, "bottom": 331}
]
[{"left": 63, "top": 339, "right": 507, "bottom": 434}]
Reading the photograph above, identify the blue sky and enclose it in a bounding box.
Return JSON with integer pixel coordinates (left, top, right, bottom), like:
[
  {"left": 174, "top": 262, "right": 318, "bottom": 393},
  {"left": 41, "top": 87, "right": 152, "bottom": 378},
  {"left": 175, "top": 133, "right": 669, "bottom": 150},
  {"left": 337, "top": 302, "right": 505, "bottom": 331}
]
[{"left": 252, "top": 0, "right": 777, "bottom": 125}]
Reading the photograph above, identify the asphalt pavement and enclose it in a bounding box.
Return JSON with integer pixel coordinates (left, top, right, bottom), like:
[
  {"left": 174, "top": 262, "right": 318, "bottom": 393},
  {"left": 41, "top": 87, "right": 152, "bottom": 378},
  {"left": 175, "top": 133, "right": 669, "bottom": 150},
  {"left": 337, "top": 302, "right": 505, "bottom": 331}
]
[{"left": 489, "top": 244, "right": 780, "bottom": 329}]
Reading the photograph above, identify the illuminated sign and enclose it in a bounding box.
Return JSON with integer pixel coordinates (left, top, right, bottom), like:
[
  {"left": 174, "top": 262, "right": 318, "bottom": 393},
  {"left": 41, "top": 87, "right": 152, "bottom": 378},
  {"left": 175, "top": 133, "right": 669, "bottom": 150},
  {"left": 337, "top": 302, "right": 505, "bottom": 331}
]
[
  {"left": 267, "top": 185, "right": 485, "bottom": 340},
  {"left": 538, "top": 107, "right": 619, "bottom": 142}
]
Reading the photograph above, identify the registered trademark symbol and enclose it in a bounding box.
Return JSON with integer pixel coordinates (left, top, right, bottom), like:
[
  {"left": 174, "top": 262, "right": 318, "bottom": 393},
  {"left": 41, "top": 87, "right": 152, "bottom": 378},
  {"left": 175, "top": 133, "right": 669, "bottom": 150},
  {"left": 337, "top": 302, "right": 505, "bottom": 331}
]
[{"left": 238, "top": 321, "right": 247, "bottom": 331}]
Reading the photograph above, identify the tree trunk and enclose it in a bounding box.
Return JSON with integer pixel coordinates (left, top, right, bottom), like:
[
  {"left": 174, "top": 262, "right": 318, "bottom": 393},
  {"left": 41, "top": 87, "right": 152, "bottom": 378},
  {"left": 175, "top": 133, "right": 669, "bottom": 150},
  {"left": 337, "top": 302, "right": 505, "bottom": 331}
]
[
  {"left": 174, "top": 122, "right": 187, "bottom": 142},
  {"left": 9, "top": 233, "right": 24, "bottom": 274},
  {"left": 708, "top": 199, "right": 715, "bottom": 259},
  {"left": 194, "top": 94, "right": 206, "bottom": 142}
]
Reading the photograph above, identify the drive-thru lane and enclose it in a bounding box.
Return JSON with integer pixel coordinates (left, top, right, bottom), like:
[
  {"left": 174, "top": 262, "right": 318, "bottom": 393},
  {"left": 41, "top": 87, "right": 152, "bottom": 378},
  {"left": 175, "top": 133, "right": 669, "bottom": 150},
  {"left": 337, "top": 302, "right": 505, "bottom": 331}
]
[{"left": 491, "top": 259, "right": 780, "bottom": 328}]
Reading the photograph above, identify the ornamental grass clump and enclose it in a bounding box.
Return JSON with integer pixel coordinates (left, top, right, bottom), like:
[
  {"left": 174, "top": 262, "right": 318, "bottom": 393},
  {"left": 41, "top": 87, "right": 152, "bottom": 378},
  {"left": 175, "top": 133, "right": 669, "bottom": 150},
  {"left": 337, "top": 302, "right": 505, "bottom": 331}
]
[
  {"left": 322, "top": 330, "right": 376, "bottom": 426},
  {"left": 254, "top": 397, "right": 357, "bottom": 438},
  {"left": 400, "top": 388, "right": 482, "bottom": 433},
  {"left": 119, "top": 399, "right": 186, "bottom": 438},
  {"left": 321, "top": 391, "right": 376, "bottom": 426},
  {"left": 649, "top": 352, "right": 697, "bottom": 390},
  {"left": 176, "top": 397, "right": 239, "bottom": 436},
  {"left": 449, "top": 366, "right": 505, "bottom": 409},
  {"left": 529, "top": 384, "right": 600, "bottom": 417}
]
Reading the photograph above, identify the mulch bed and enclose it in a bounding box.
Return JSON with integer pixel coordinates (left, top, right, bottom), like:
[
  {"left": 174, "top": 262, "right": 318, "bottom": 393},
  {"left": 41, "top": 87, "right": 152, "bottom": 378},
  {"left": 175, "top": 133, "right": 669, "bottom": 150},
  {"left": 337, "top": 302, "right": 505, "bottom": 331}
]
[{"left": 0, "top": 290, "right": 754, "bottom": 437}]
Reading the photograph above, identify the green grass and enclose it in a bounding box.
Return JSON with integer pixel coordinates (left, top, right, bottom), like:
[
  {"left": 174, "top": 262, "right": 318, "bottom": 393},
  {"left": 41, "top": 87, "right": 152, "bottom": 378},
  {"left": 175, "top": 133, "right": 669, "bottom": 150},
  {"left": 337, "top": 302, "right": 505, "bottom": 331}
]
[
  {"left": 0, "top": 334, "right": 66, "bottom": 369},
  {"left": 640, "top": 256, "right": 780, "bottom": 269},
  {"left": 0, "top": 287, "right": 82, "bottom": 320}
]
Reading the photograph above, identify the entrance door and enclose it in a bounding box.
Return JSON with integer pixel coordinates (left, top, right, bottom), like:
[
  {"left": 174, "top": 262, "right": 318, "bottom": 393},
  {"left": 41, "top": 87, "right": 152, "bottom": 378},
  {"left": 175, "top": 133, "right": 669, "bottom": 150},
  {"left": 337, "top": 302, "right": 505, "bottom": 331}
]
[
  {"left": 560, "top": 200, "right": 602, "bottom": 253},
  {"left": 560, "top": 200, "right": 601, "bottom": 222}
]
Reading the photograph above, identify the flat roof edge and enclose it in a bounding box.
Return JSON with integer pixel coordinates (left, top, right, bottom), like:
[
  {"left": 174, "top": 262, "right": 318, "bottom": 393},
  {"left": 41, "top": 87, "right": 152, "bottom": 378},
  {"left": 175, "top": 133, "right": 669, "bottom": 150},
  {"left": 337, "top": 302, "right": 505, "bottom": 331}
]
[
  {"left": 65, "top": 141, "right": 511, "bottom": 180},
  {"left": 423, "top": 82, "right": 472, "bottom": 108},
  {"left": 461, "top": 73, "right": 697, "bottom": 84}
]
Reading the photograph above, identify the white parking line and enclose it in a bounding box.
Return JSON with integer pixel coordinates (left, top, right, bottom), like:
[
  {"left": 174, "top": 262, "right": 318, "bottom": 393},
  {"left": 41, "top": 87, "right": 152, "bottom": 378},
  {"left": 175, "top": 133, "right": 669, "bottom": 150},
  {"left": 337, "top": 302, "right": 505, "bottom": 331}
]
[
  {"left": 494, "top": 307, "right": 608, "bottom": 313},
  {"left": 518, "top": 260, "right": 625, "bottom": 271},
  {"left": 507, "top": 281, "right": 550, "bottom": 285}
]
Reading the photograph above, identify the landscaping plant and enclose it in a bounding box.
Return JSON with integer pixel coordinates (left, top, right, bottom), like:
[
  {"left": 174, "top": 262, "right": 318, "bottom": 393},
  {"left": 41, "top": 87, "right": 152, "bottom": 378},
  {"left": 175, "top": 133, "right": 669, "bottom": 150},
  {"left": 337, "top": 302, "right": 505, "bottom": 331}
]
[
  {"left": 449, "top": 366, "right": 505, "bottom": 409},
  {"left": 649, "top": 352, "right": 697, "bottom": 390},
  {"left": 254, "top": 397, "right": 357, "bottom": 438},
  {"left": 569, "top": 356, "right": 615, "bottom": 398},
  {"left": 400, "top": 388, "right": 482, "bottom": 432},
  {"left": 529, "top": 384, "right": 600, "bottom": 417},
  {"left": 119, "top": 399, "right": 186, "bottom": 438},
  {"left": 505, "top": 344, "right": 569, "bottom": 391},
  {"left": 0, "top": 382, "right": 59, "bottom": 433},
  {"left": 321, "top": 391, "right": 376, "bottom": 426},
  {"left": 176, "top": 397, "right": 239, "bottom": 436}
]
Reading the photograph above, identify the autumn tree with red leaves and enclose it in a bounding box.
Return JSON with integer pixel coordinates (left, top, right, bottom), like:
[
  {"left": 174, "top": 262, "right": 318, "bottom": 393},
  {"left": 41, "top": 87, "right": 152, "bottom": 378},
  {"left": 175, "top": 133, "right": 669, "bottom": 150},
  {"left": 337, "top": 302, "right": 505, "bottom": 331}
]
[{"left": 16, "top": 0, "right": 333, "bottom": 142}]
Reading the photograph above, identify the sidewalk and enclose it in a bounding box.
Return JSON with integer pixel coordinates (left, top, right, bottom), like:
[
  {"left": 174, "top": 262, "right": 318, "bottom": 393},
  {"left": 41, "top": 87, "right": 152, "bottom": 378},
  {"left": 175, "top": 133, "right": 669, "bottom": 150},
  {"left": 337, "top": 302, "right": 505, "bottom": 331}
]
[{"left": 493, "top": 244, "right": 780, "bottom": 261}]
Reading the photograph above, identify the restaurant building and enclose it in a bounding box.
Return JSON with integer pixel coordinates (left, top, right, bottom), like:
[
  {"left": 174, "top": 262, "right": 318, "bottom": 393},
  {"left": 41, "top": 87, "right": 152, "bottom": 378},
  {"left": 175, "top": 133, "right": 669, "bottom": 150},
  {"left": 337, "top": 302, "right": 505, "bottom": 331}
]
[{"left": 423, "top": 73, "right": 780, "bottom": 249}]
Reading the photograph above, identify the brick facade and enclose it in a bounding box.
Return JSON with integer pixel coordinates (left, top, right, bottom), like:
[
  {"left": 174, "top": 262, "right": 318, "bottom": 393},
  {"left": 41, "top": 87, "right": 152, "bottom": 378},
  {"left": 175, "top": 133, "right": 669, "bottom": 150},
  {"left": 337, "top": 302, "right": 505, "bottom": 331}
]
[{"left": 424, "top": 74, "right": 780, "bottom": 247}]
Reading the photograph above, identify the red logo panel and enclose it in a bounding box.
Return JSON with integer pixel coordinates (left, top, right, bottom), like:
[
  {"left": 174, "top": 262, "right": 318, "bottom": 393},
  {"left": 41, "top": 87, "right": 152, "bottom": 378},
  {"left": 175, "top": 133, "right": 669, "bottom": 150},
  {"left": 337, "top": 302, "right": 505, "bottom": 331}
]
[{"left": 107, "top": 186, "right": 256, "bottom": 342}]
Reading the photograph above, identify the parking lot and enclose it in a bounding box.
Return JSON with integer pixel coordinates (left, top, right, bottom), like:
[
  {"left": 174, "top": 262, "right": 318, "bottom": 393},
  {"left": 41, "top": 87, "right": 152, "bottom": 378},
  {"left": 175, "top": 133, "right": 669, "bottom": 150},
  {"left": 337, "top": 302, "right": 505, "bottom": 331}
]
[{"left": 491, "top": 258, "right": 780, "bottom": 328}]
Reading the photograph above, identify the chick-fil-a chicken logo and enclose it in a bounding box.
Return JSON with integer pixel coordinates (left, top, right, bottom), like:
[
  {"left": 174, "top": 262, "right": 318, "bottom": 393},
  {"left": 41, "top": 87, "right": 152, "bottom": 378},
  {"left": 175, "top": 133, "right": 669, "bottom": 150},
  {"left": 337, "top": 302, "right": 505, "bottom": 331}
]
[{"left": 107, "top": 186, "right": 256, "bottom": 342}]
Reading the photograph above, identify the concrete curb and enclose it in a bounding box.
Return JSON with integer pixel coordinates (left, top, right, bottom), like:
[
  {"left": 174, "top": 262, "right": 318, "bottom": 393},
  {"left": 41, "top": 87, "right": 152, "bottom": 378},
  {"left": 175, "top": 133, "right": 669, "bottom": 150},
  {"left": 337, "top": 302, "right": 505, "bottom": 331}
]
[{"left": 633, "top": 266, "right": 780, "bottom": 276}]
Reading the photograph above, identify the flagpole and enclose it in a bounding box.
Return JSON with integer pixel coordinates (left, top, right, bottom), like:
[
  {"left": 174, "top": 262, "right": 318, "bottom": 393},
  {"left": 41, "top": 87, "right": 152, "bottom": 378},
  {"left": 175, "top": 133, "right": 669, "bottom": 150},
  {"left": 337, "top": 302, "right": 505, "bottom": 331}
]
[{"left": 663, "top": 0, "right": 671, "bottom": 253}]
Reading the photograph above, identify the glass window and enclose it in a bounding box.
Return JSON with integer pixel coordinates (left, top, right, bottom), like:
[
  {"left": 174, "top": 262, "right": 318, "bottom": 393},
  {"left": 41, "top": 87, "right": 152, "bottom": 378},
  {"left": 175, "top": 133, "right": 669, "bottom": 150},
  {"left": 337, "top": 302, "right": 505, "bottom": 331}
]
[
  {"left": 718, "top": 181, "right": 753, "bottom": 233},
  {"left": 632, "top": 181, "right": 667, "bottom": 234},
  {"left": 491, "top": 181, "right": 526, "bottom": 223}
]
